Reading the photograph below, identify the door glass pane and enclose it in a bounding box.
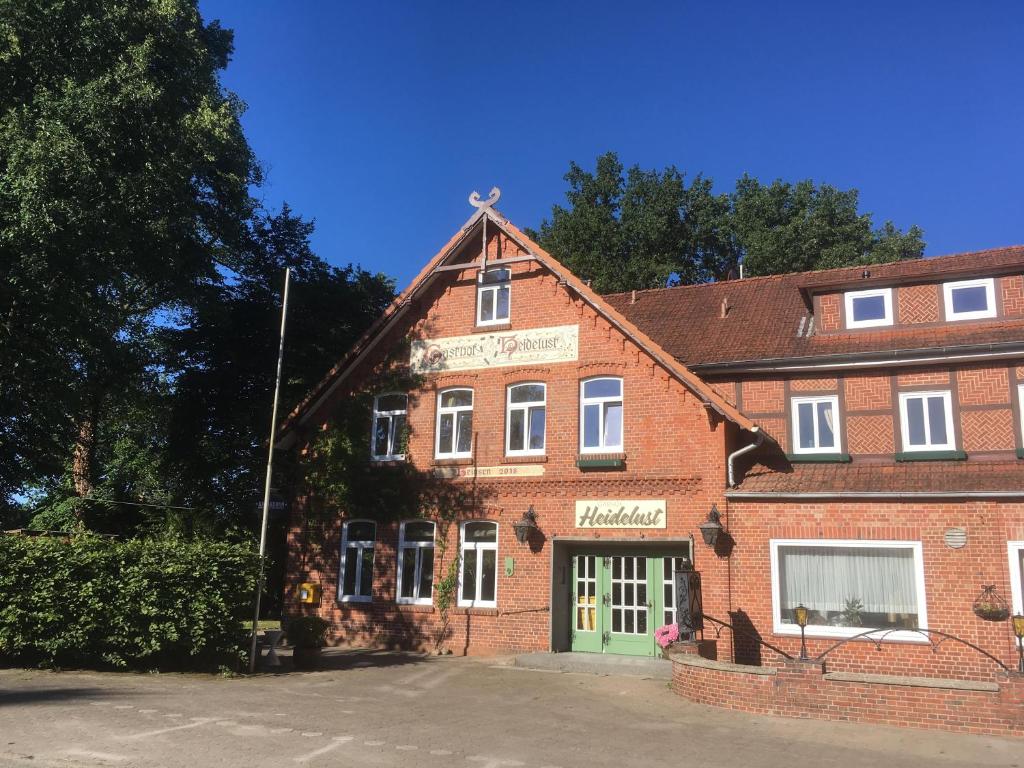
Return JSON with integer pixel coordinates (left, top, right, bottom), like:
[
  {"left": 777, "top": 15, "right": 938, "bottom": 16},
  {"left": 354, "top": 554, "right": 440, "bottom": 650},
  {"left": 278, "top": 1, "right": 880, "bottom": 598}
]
[
  {"left": 604, "top": 403, "right": 623, "bottom": 447},
  {"left": 456, "top": 411, "right": 473, "bottom": 453},
  {"left": 624, "top": 611, "right": 634, "bottom": 634},
  {"left": 816, "top": 401, "right": 835, "bottom": 448},
  {"left": 419, "top": 547, "right": 434, "bottom": 599},
  {"left": 583, "top": 404, "right": 600, "bottom": 447},
  {"left": 952, "top": 285, "right": 988, "bottom": 314},
  {"left": 400, "top": 549, "right": 416, "bottom": 598},
  {"left": 508, "top": 409, "right": 525, "bottom": 451},
  {"left": 359, "top": 547, "right": 374, "bottom": 596},
  {"left": 927, "top": 396, "right": 947, "bottom": 445},
  {"left": 461, "top": 550, "right": 477, "bottom": 601},
  {"left": 906, "top": 398, "right": 926, "bottom": 446},
  {"left": 612, "top": 610, "right": 622, "bottom": 633},
  {"left": 637, "top": 610, "right": 647, "bottom": 634},
  {"left": 480, "top": 550, "right": 496, "bottom": 602},
  {"left": 797, "top": 402, "right": 815, "bottom": 448}
]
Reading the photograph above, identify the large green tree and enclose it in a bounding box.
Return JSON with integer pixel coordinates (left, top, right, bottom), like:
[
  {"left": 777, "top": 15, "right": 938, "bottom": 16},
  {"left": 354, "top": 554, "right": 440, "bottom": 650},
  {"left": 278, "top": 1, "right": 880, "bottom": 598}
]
[
  {"left": 0, "top": 0, "right": 258, "bottom": 509},
  {"left": 533, "top": 152, "right": 925, "bottom": 293}
]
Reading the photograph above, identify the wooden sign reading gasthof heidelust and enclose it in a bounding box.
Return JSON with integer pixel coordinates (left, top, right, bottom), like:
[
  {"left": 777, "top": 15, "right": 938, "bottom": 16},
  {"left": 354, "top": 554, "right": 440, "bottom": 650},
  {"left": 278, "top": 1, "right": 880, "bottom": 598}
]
[{"left": 410, "top": 324, "right": 579, "bottom": 373}]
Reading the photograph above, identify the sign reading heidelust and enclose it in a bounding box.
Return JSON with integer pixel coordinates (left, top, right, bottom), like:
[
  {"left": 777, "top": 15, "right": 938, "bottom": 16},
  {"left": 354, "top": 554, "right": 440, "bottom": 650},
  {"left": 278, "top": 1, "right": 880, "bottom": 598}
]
[
  {"left": 410, "top": 324, "right": 579, "bottom": 373},
  {"left": 574, "top": 500, "right": 667, "bottom": 529}
]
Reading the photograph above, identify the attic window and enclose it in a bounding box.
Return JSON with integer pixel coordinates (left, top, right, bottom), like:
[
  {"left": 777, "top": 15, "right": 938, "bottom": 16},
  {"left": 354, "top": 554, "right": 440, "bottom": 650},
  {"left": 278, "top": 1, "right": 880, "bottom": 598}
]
[
  {"left": 844, "top": 288, "right": 893, "bottom": 329},
  {"left": 477, "top": 268, "right": 510, "bottom": 326},
  {"left": 943, "top": 278, "right": 995, "bottom": 321}
]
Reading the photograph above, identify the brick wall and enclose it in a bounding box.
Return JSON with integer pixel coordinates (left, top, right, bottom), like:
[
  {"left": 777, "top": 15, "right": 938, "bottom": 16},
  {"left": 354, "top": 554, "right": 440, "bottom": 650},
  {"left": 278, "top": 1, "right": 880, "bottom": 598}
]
[{"left": 670, "top": 652, "right": 1024, "bottom": 737}]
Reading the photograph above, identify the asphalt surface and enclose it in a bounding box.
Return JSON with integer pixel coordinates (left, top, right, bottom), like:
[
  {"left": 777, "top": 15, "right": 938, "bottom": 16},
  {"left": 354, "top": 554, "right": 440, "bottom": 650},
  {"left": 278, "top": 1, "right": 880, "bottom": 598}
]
[{"left": 0, "top": 651, "right": 1018, "bottom": 768}]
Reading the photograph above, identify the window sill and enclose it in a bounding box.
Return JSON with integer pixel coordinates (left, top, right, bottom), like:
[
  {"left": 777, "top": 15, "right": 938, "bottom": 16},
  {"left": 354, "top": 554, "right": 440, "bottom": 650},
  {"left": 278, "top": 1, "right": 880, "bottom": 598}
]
[
  {"left": 1017, "top": 448, "right": 1024, "bottom": 460},
  {"left": 396, "top": 603, "right": 434, "bottom": 613},
  {"left": 503, "top": 455, "right": 548, "bottom": 464},
  {"left": 453, "top": 606, "right": 499, "bottom": 616},
  {"left": 337, "top": 599, "right": 373, "bottom": 609},
  {"left": 773, "top": 626, "right": 929, "bottom": 644},
  {"left": 433, "top": 457, "right": 475, "bottom": 466},
  {"left": 577, "top": 453, "right": 626, "bottom": 471},
  {"left": 475, "top": 322, "right": 512, "bottom": 332},
  {"left": 370, "top": 457, "right": 406, "bottom": 467},
  {"left": 785, "top": 453, "right": 852, "bottom": 463},
  {"left": 895, "top": 450, "right": 967, "bottom": 462}
]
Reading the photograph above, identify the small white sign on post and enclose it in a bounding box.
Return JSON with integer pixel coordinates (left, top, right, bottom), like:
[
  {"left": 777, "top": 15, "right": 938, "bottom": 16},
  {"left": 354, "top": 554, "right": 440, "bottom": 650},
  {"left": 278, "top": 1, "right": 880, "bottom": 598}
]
[{"left": 574, "top": 500, "right": 667, "bottom": 529}]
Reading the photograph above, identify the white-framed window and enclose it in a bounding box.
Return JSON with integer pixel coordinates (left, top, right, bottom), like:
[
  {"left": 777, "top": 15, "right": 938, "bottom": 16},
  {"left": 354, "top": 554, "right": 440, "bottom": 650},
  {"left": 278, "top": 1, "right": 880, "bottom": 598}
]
[
  {"left": 506, "top": 383, "right": 546, "bottom": 456},
  {"left": 458, "top": 521, "right": 498, "bottom": 607},
  {"left": 770, "top": 539, "right": 927, "bottom": 640},
  {"left": 477, "top": 268, "right": 511, "bottom": 326},
  {"left": 943, "top": 278, "right": 996, "bottom": 321},
  {"left": 338, "top": 520, "right": 376, "bottom": 603},
  {"left": 791, "top": 395, "right": 840, "bottom": 454},
  {"left": 435, "top": 388, "right": 473, "bottom": 458},
  {"left": 371, "top": 393, "right": 407, "bottom": 461},
  {"left": 898, "top": 390, "right": 955, "bottom": 451},
  {"left": 397, "top": 520, "right": 435, "bottom": 605},
  {"left": 844, "top": 288, "right": 893, "bottom": 329},
  {"left": 580, "top": 377, "right": 623, "bottom": 453},
  {"left": 1009, "top": 541, "right": 1024, "bottom": 618}
]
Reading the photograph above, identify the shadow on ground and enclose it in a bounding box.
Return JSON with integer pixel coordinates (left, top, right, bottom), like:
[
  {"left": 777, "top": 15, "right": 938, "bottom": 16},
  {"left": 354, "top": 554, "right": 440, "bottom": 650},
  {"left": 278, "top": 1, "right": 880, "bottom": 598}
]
[
  {"left": 0, "top": 686, "right": 120, "bottom": 707},
  {"left": 256, "top": 648, "right": 438, "bottom": 675}
]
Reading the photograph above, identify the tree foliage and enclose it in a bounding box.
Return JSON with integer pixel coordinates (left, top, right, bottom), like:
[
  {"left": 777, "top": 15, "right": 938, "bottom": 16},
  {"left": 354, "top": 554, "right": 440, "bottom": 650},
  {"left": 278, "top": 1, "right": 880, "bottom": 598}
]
[{"left": 533, "top": 152, "right": 925, "bottom": 293}]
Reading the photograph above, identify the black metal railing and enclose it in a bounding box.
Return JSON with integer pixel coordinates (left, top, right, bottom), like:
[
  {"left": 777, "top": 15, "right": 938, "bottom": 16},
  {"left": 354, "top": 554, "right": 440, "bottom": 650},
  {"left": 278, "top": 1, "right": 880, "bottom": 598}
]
[{"left": 811, "top": 627, "right": 1011, "bottom": 673}]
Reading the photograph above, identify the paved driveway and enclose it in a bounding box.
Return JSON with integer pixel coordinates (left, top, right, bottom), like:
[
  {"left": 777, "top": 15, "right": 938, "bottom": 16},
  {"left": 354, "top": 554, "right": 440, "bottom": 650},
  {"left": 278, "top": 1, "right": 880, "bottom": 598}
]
[{"left": 0, "top": 652, "right": 1018, "bottom": 768}]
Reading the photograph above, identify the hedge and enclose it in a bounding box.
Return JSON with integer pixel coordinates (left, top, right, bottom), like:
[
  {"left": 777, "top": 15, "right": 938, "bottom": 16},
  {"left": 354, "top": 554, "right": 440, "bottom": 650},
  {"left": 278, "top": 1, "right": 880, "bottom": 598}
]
[{"left": 0, "top": 534, "right": 261, "bottom": 671}]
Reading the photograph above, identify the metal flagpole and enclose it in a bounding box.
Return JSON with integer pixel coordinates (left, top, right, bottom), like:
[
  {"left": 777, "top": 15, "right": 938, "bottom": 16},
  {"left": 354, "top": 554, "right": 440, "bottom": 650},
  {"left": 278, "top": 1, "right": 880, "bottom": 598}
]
[{"left": 249, "top": 267, "right": 291, "bottom": 673}]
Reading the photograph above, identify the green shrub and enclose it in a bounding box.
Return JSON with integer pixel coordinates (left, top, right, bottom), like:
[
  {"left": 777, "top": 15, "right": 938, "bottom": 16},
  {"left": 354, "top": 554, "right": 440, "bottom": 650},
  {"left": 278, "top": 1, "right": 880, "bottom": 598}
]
[
  {"left": 0, "top": 534, "right": 261, "bottom": 672},
  {"left": 287, "top": 616, "right": 329, "bottom": 648}
]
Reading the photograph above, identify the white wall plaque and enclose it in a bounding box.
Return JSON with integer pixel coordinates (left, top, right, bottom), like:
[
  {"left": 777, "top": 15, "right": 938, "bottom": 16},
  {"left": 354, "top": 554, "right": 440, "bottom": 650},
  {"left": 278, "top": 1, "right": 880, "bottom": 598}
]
[
  {"left": 575, "top": 500, "right": 667, "bottom": 529},
  {"left": 410, "top": 324, "right": 579, "bottom": 373}
]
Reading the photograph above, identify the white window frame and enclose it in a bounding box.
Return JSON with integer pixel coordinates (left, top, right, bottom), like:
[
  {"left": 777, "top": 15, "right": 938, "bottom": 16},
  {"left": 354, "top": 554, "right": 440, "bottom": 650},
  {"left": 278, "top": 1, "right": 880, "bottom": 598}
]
[
  {"left": 476, "top": 268, "right": 511, "bottom": 326},
  {"left": 943, "top": 278, "right": 996, "bottom": 322},
  {"left": 435, "top": 388, "right": 473, "bottom": 459},
  {"left": 1009, "top": 541, "right": 1024, "bottom": 618},
  {"left": 769, "top": 538, "right": 928, "bottom": 642},
  {"left": 457, "top": 521, "right": 498, "bottom": 608},
  {"left": 790, "top": 395, "right": 841, "bottom": 455},
  {"left": 844, "top": 287, "right": 893, "bottom": 329},
  {"left": 579, "top": 376, "right": 624, "bottom": 454},
  {"left": 506, "top": 382, "right": 546, "bottom": 456},
  {"left": 338, "top": 520, "right": 376, "bottom": 603},
  {"left": 898, "top": 390, "right": 956, "bottom": 452},
  {"left": 396, "top": 520, "right": 435, "bottom": 606},
  {"left": 370, "top": 393, "right": 407, "bottom": 461}
]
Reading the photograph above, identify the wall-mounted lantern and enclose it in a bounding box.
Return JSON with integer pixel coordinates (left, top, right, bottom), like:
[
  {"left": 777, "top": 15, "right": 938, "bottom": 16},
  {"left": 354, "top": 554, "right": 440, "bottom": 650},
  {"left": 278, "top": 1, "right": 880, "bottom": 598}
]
[
  {"left": 794, "top": 604, "right": 810, "bottom": 661},
  {"left": 512, "top": 506, "right": 539, "bottom": 544},
  {"left": 698, "top": 504, "right": 723, "bottom": 547}
]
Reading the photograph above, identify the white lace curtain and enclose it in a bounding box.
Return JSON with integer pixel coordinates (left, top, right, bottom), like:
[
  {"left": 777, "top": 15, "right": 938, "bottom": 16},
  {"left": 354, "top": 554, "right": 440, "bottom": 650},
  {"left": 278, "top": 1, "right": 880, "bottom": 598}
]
[{"left": 779, "top": 545, "right": 918, "bottom": 615}]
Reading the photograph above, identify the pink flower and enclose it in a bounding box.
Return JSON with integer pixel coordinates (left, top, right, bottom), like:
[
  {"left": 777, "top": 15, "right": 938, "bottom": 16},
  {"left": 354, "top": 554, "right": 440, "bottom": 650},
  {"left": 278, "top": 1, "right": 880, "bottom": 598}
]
[{"left": 654, "top": 623, "right": 679, "bottom": 649}]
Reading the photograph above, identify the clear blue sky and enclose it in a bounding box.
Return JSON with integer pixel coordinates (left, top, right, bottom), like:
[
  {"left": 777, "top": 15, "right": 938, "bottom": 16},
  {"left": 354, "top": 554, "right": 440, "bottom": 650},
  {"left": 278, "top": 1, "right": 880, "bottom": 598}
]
[{"left": 200, "top": 1, "right": 1023, "bottom": 289}]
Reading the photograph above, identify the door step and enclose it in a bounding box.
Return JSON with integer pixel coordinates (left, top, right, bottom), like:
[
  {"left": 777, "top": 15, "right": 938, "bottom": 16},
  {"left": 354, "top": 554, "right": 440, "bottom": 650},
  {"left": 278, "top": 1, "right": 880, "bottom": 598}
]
[{"left": 513, "top": 652, "right": 671, "bottom": 680}]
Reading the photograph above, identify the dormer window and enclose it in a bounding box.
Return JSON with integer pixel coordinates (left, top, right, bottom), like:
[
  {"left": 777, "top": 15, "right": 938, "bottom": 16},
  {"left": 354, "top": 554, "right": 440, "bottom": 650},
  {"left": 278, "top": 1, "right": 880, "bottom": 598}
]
[
  {"left": 477, "top": 268, "right": 510, "bottom": 326},
  {"left": 844, "top": 288, "right": 893, "bottom": 329},
  {"left": 943, "top": 278, "right": 996, "bottom": 321}
]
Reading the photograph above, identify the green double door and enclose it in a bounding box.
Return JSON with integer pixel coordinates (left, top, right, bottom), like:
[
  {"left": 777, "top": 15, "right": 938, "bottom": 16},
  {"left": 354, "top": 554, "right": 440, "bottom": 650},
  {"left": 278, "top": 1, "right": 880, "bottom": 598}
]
[{"left": 570, "top": 553, "right": 688, "bottom": 656}]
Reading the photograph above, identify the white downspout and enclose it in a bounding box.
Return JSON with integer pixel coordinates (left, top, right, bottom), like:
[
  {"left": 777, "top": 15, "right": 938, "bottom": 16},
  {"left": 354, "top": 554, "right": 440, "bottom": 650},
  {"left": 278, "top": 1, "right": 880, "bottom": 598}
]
[{"left": 727, "top": 427, "right": 764, "bottom": 488}]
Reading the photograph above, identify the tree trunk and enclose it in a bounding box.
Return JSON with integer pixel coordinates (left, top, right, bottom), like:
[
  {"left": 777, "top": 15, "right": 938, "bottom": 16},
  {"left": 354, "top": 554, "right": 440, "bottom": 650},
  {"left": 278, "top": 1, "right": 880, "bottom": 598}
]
[{"left": 72, "top": 409, "right": 98, "bottom": 503}]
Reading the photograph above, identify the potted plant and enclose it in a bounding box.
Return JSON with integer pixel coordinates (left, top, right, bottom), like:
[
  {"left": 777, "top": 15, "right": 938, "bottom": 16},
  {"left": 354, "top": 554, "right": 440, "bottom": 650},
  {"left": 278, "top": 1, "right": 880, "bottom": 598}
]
[
  {"left": 655, "top": 623, "right": 680, "bottom": 658},
  {"left": 972, "top": 585, "right": 1010, "bottom": 622},
  {"left": 288, "top": 616, "right": 329, "bottom": 669}
]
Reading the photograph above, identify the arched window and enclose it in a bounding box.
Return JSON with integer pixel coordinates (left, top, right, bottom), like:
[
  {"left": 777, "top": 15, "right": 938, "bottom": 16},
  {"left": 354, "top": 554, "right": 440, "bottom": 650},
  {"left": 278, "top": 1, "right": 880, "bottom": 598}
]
[
  {"left": 436, "top": 388, "right": 473, "bottom": 458},
  {"left": 458, "top": 521, "right": 498, "bottom": 607},
  {"left": 338, "top": 520, "right": 375, "bottom": 602},
  {"left": 506, "top": 383, "right": 546, "bottom": 456},
  {"left": 580, "top": 377, "right": 623, "bottom": 453},
  {"left": 371, "top": 393, "right": 407, "bottom": 460},
  {"left": 397, "top": 520, "right": 435, "bottom": 605}
]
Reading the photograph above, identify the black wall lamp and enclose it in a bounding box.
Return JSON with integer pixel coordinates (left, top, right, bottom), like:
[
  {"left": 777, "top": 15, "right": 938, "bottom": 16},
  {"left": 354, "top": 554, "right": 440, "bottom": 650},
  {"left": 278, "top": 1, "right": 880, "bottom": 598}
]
[
  {"left": 512, "top": 506, "right": 539, "bottom": 544},
  {"left": 698, "top": 504, "right": 723, "bottom": 547},
  {"left": 794, "top": 604, "right": 810, "bottom": 660}
]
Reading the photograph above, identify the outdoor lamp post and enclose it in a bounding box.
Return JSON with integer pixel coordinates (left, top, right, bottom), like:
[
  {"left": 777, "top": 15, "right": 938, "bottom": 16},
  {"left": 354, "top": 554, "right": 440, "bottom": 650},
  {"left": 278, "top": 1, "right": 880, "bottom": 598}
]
[
  {"left": 698, "top": 504, "right": 723, "bottom": 547},
  {"left": 512, "top": 506, "right": 539, "bottom": 544},
  {"left": 1013, "top": 614, "right": 1024, "bottom": 673},
  {"left": 794, "top": 604, "right": 810, "bottom": 661}
]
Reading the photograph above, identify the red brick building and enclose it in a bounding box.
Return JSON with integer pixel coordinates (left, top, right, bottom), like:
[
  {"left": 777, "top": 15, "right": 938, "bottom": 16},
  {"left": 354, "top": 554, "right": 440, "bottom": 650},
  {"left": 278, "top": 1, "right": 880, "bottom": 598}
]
[{"left": 279, "top": 200, "right": 1024, "bottom": 681}]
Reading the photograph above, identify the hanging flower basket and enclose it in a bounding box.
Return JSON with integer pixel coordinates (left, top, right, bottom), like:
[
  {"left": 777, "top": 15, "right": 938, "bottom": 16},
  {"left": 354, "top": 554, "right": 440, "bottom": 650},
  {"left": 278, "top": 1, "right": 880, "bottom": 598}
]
[{"left": 972, "top": 585, "right": 1010, "bottom": 622}]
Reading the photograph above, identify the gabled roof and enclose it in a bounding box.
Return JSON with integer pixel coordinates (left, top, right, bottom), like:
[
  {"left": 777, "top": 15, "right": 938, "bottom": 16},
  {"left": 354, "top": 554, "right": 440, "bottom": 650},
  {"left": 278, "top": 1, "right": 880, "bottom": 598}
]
[
  {"left": 276, "top": 207, "right": 757, "bottom": 446},
  {"left": 604, "top": 246, "right": 1024, "bottom": 369}
]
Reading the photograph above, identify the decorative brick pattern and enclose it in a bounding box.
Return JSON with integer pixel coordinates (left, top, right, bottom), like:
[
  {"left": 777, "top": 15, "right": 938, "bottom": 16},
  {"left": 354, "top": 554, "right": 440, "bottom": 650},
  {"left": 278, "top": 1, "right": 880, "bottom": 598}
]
[
  {"left": 818, "top": 293, "right": 841, "bottom": 332},
  {"left": 846, "top": 414, "right": 895, "bottom": 454},
  {"left": 957, "top": 366, "right": 1011, "bottom": 406},
  {"left": 961, "top": 409, "right": 1016, "bottom": 451},
  {"left": 740, "top": 380, "right": 784, "bottom": 413},
  {"left": 1002, "top": 275, "right": 1024, "bottom": 317},
  {"left": 897, "top": 370, "right": 951, "bottom": 386},
  {"left": 844, "top": 374, "right": 891, "bottom": 411},
  {"left": 789, "top": 377, "right": 838, "bottom": 392},
  {"left": 755, "top": 417, "right": 787, "bottom": 452},
  {"left": 897, "top": 283, "right": 939, "bottom": 324}
]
